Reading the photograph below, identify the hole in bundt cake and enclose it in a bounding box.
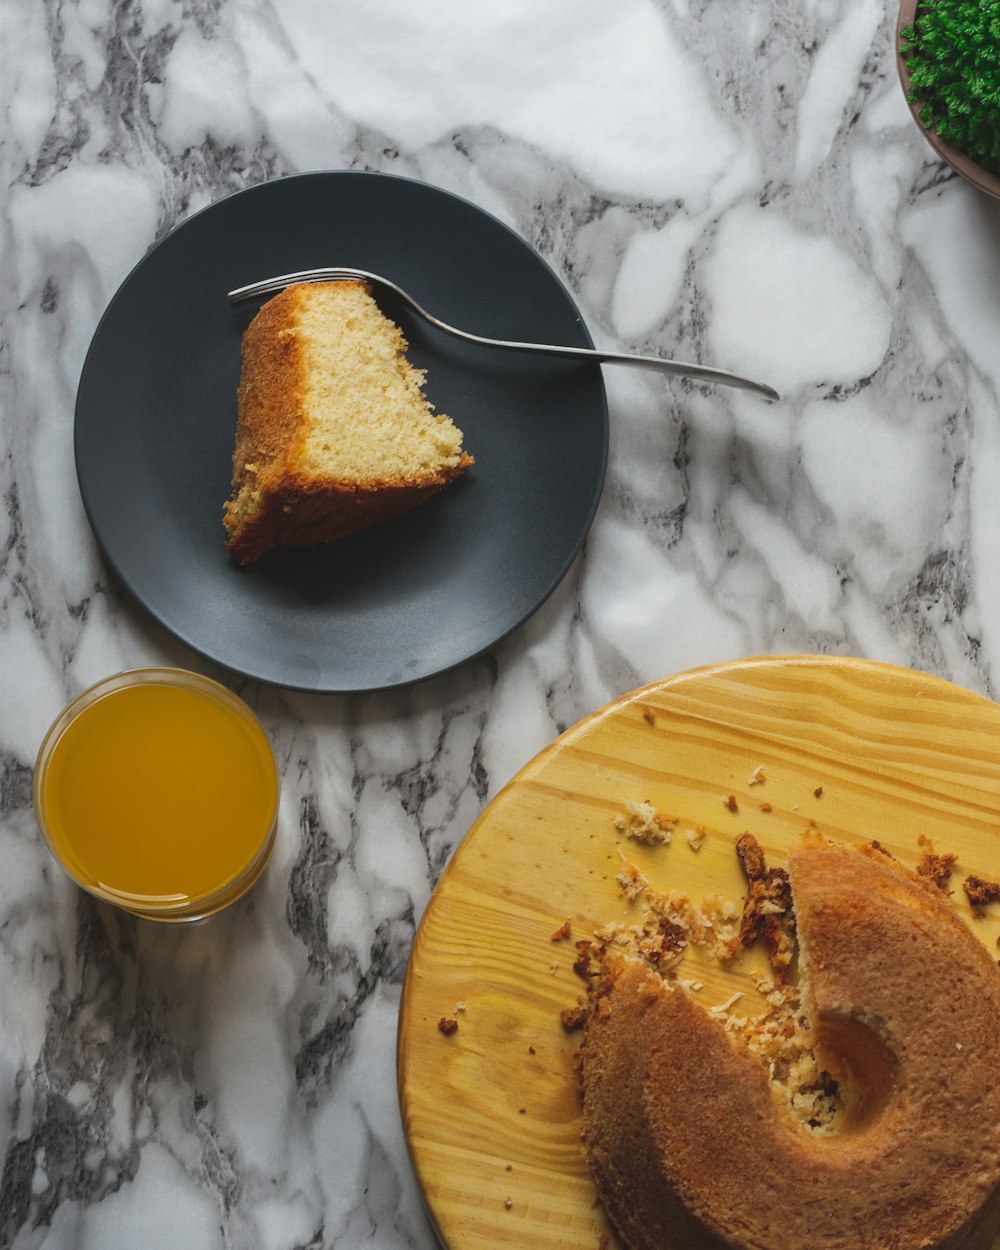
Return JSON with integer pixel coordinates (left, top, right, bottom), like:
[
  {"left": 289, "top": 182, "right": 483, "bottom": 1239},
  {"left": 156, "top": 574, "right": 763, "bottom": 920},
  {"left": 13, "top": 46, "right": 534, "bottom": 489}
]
[{"left": 809, "top": 1011, "right": 898, "bottom": 1134}]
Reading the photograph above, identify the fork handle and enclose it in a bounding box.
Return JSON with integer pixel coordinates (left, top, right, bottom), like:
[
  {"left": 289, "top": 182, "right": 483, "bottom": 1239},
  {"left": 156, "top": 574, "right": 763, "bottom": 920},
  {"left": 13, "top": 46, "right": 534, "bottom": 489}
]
[{"left": 442, "top": 337, "right": 779, "bottom": 399}]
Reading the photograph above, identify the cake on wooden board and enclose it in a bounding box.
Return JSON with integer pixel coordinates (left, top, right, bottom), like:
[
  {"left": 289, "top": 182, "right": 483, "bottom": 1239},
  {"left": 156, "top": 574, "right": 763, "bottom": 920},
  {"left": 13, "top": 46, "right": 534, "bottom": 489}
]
[
  {"left": 581, "top": 839, "right": 1000, "bottom": 1250},
  {"left": 223, "top": 280, "right": 473, "bottom": 564}
]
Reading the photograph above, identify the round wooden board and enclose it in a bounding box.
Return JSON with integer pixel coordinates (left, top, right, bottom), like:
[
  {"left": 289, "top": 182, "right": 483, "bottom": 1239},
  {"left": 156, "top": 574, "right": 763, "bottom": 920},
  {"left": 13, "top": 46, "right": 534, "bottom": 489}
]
[{"left": 397, "top": 656, "right": 1000, "bottom": 1250}]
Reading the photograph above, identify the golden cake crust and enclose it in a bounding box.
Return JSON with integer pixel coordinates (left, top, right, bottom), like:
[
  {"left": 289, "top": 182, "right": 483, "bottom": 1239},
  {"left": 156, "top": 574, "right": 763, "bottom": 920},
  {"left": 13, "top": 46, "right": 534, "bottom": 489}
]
[{"left": 581, "top": 841, "right": 1000, "bottom": 1250}]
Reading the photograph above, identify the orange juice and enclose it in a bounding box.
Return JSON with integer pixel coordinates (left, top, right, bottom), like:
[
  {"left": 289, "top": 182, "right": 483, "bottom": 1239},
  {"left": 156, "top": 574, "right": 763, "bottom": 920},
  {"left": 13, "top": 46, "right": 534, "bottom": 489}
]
[{"left": 34, "top": 669, "right": 278, "bottom": 920}]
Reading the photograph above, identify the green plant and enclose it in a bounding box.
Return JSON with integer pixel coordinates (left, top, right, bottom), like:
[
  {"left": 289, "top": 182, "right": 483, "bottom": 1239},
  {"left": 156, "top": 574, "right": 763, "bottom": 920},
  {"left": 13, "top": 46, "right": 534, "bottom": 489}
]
[{"left": 900, "top": 0, "right": 1000, "bottom": 175}]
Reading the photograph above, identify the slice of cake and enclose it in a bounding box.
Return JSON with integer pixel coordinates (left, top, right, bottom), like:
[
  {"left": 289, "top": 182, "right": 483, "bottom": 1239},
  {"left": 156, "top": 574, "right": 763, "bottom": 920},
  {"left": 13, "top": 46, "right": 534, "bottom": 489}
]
[{"left": 223, "top": 280, "right": 473, "bottom": 564}]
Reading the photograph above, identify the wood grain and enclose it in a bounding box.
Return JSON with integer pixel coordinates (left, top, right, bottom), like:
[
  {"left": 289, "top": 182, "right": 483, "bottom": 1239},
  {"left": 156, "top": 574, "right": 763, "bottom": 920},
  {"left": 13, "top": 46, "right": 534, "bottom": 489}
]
[{"left": 397, "top": 656, "right": 1000, "bottom": 1250}]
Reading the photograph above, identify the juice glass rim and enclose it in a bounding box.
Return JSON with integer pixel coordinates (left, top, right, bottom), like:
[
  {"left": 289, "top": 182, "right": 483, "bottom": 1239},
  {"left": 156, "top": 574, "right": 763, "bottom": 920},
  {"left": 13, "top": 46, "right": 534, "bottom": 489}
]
[{"left": 33, "top": 667, "right": 279, "bottom": 921}]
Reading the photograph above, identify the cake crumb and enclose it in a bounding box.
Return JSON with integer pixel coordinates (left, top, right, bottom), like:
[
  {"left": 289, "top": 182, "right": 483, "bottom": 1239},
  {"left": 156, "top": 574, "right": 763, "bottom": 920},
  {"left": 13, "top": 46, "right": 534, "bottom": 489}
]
[
  {"left": 614, "top": 800, "right": 675, "bottom": 845},
  {"left": 733, "top": 832, "right": 795, "bottom": 978},
  {"left": 574, "top": 939, "right": 596, "bottom": 980},
  {"left": 736, "top": 831, "right": 767, "bottom": 880},
  {"left": 454, "top": 1001, "right": 466, "bottom": 1014},
  {"left": 723, "top": 794, "right": 739, "bottom": 813},
  {"left": 708, "top": 992, "right": 744, "bottom": 1016},
  {"left": 437, "top": 1017, "right": 458, "bottom": 1036},
  {"left": 560, "top": 1005, "right": 588, "bottom": 1032},
  {"left": 813, "top": 786, "right": 823, "bottom": 798},
  {"left": 963, "top": 874, "right": 1000, "bottom": 918},
  {"left": 916, "top": 845, "right": 957, "bottom": 894},
  {"left": 642, "top": 708, "right": 656, "bottom": 725},
  {"left": 685, "top": 826, "right": 706, "bottom": 851},
  {"left": 616, "top": 858, "right": 649, "bottom": 900},
  {"left": 504, "top": 1198, "right": 513, "bottom": 1210},
  {"left": 759, "top": 801, "right": 773, "bottom": 813},
  {"left": 748, "top": 766, "right": 766, "bottom": 786},
  {"left": 550, "top": 919, "right": 572, "bottom": 941}
]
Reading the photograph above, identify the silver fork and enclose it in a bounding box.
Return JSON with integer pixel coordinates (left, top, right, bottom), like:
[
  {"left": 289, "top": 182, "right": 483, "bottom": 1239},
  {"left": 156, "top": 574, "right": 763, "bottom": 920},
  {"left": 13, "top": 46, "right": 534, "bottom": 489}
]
[{"left": 228, "top": 267, "right": 778, "bottom": 401}]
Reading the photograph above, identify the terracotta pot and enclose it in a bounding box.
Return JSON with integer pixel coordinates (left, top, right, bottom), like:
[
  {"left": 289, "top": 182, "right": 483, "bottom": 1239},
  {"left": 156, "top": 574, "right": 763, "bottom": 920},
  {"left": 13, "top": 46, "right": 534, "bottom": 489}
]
[{"left": 896, "top": 0, "right": 1000, "bottom": 198}]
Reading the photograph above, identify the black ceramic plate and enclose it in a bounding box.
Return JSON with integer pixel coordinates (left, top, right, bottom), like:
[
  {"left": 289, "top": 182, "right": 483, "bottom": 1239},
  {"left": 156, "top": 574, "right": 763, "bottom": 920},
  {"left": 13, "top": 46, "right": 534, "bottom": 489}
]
[{"left": 75, "top": 171, "right": 608, "bottom": 692}]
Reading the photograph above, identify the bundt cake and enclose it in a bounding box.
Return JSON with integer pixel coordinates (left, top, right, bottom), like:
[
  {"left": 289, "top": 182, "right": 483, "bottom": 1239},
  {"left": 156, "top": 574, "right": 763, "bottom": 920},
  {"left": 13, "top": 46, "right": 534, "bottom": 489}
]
[
  {"left": 224, "top": 280, "right": 473, "bottom": 564},
  {"left": 581, "top": 839, "right": 1000, "bottom": 1250}
]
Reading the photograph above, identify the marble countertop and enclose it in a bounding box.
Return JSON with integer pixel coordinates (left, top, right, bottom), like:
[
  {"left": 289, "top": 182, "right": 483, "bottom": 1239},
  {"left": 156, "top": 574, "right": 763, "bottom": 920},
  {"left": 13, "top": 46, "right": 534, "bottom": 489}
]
[{"left": 3, "top": 1, "right": 1000, "bottom": 1247}]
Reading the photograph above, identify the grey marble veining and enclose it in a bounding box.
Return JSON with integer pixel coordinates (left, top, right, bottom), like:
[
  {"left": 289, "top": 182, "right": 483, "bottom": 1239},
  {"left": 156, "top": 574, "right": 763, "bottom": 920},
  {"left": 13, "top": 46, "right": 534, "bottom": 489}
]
[{"left": 2, "top": 0, "right": 1000, "bottom": 1247}]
